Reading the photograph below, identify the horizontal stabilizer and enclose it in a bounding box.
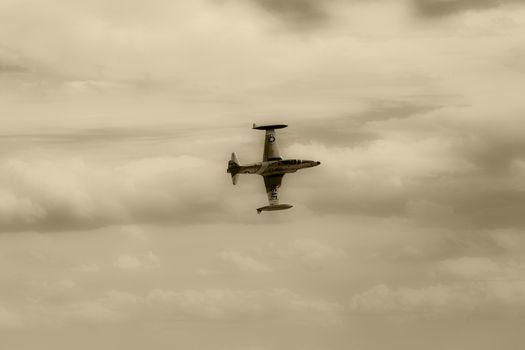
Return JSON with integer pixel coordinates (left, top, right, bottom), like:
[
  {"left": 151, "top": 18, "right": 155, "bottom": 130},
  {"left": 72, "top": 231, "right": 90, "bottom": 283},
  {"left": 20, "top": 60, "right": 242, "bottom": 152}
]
[
  {"left": 253, "top": 123, "right": 288, "bottom": 130},
  {"left": 256, "top": 204, "right": 293, "bottom": 214}
]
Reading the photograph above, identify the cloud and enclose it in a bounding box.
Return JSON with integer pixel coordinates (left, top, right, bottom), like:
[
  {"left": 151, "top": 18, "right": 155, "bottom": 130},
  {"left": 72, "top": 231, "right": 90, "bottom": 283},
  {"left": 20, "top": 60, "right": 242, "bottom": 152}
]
[
  {"left": 4, "top": 88, "right": 525, "bottom": 232},
  {"left": 218, "top": 251, "right": 270, "bottom": 272},
  {"left": 129, "top": 288, "right": 342, "bottom": 325},
  {"left": 435, "top": 257, "right": 501, "bottom": 279},
  {"left": 58, "top": 301, "right": 125, "bottom": 324},
  {"left": 434, "top": 257, "right": 525, "bottom": 281},
  {"left": 71, "top": 263, "right": 100, "bottom": 272},
  {"left": 0, "top": 189, "right": 47, "bottom": 225},
  {"left": 26, "top": 279, "right": 80, "bottom": 300},
  {"left": 214, "top": 239, "right": 347, "bottom": 274},
  {"left": 244, "top": 0, "right": 525, "bottom": 27},
  {"left": 280, "top": 91, "right": 525, "bottom": 229},
  {"left": 244, "top": 0, "right": 330, "bottom": 26},
  {"left": 1, "top": 1, "right": 525, "bottom": 348},
  {"left": 490, "top": 229, "right": 525, "bottom": 253},
  {"left": 0, "top": 155, "right": 229, "bottom": 232},
  {"left": 286, "top": 100, "right": 444, "bottom": 148},
  {"left": 0, "top": 61, "right": 26, "bottom": 74},
  {"left": 263, "top": 239, "right": 348, "bottom": 264},
  {"left": 0, "top": 287, "right": 341, "bottom": 330},
  {"left": 351, "top": 280, "right": 525, "bottom": 319},
  {"left": 0, "top": 305, "right": 23, "bottom": 329},
  {"left": 0, "top": 50, "right": 27, "bottom": 74},
  {"left": 0, "top": 0, "right": 291, "bottom": 86},
  {"left": 114, "top": 255, "right": 142, "bottom": 270},
  {"left": 413, "top": 0, "right": 523, "bottom": 17},
  {"left": 114, "top": 252, "right": 160, "bottom": 270},
  {"left": 286, "top": 137, "right": 467, "bottom": 217}
]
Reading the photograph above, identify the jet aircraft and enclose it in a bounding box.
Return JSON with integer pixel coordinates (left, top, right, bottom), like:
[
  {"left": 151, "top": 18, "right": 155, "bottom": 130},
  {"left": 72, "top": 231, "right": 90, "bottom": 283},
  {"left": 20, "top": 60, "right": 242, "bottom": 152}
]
[{"left": 227, "top": 123, "right": 321, "bottom": 213}]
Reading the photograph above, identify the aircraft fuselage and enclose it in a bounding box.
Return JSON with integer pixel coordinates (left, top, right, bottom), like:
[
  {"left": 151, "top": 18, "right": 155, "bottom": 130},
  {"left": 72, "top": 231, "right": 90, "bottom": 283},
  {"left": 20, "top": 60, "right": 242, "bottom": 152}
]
[{"left": 237, "top": 159, "right": 321, "bottom": 177}]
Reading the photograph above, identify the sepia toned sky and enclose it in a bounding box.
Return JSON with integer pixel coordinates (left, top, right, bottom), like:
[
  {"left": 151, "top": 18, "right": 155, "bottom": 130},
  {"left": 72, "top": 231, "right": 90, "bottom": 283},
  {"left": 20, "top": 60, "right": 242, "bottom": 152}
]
[{"left": 2, "top": 0, "right": 525, "bottom": 349}]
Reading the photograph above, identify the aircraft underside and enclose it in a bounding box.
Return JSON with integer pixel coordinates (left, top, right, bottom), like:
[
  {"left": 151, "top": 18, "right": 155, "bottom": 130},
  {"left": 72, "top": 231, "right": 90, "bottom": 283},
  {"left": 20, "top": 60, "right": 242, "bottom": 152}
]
[{"left": 227, "top": 124, "right": 320, "bottom": 213}]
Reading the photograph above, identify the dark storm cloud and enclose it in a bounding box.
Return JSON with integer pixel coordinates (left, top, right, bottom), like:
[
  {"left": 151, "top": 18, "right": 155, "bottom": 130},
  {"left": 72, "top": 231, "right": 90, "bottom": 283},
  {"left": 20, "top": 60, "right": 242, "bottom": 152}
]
[
  {"left": 246, "top": 0, "right": 330, "bottom": 25},
  {"left": 414, "top": 0, "right": 523, "bottom": 17},
  {"left": 287, "top": 98, "right": 525, "bottom": 230},
  {"left": 285, "top": 100, "right": 443, "bottom": 147},
  {"left": 305, "top": 171, "right": 525, "bottom": 230},
  {"left": 0, "top": 50, "right": 29, "bottom": 75},
  {"left": 459, "top": 136, "right": 525, "bottom": 175},
  {"left": 243, "top": 0, "right": 525, "bottom": 24},
  {"left": 0, "top": 62, "right": 26, "bottom": 73},
  {"left": 406, "top": 176, "right": 525, "bottom": 229}
]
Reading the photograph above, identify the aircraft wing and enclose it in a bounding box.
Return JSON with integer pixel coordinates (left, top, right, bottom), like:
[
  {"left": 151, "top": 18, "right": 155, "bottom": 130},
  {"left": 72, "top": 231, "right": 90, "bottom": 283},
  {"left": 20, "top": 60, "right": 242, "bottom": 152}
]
[
  {"left": 264, "top": 174, "right": 284, "bottom": 206},
  {"left": 256, "top": 174, "right": 293, "bottom": 213},
  {"left": 253, "top": 124, "right": 287, "bottom": 161}
]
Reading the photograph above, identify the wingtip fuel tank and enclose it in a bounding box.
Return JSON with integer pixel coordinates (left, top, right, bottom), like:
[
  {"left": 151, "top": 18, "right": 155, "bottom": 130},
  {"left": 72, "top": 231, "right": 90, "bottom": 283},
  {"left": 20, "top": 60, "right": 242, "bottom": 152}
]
[
  {"left": 256, "top": 204, "right": 293, "bottom": 214},
  {"left": 252, "top": 123, "right": 288, "bottom": 130}
]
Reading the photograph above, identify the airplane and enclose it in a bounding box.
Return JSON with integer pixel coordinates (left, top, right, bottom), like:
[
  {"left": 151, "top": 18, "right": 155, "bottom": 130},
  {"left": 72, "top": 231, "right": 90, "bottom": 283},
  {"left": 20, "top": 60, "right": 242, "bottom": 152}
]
[{"left": 227, "top": 123, "right": 321, "bottom": 214}]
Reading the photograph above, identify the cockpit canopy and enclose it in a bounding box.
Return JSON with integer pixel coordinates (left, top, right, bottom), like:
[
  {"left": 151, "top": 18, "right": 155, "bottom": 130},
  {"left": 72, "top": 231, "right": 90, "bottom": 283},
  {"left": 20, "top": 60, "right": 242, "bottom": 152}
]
[{"left": 281, "top": 159, "right": 303, "bottom": 165}]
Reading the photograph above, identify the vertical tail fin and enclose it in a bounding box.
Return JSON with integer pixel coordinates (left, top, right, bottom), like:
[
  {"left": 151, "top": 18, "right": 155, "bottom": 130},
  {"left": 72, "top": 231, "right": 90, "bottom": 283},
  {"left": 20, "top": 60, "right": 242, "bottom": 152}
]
[
  {"left": 227, "top": 152, "right": 240, "bottom": 185},
  {"left": 231, "top": 152, "right": 239, "bottom": 165}
]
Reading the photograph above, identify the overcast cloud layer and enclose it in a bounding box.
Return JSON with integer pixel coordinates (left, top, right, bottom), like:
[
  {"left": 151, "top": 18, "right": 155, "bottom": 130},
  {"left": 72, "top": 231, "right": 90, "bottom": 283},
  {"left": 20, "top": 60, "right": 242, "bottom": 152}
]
[{"left": 2, "top": 0, "right": 525, "bottom": 349}]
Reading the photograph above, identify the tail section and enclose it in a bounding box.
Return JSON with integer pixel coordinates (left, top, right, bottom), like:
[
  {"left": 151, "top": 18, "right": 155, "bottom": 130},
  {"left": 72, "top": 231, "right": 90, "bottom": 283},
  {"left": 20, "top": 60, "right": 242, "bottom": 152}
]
[{"left": 227, "top": 152, "right": 240, "bottom": 185}]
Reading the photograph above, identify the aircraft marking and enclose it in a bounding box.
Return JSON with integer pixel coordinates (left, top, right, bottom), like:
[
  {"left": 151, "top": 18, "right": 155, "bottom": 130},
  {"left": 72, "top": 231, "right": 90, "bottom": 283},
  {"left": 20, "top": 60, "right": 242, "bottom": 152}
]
[{"left": 270, "top": 187, "right": 278, "bottom": 200}]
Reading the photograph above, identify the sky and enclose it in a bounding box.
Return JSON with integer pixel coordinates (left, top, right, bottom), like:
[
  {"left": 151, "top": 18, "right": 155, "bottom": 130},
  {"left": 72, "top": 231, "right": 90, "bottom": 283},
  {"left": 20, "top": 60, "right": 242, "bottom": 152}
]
[{"left": 1, "top": 0, "right": 525, "bottom": 349}]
